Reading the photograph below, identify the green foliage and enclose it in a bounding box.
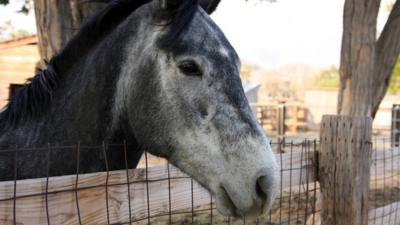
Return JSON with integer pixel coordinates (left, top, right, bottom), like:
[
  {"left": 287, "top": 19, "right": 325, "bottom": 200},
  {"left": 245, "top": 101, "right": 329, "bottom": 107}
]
[
  {"left": 388, "top": 56, "right": 400, "bottom": 94},
  {"left": 385, "top": 1, "right": 395, "bottom": 12},
  {"left": 0, "top": 0, "right": 31, "bottom": 14},
  {"left": 240, "top": 64, "right": 253, "bottom": 82},
  {"left": 314, "top": 65, "right": 340, "bottom": 89},
  {"left": 313, "top": 60, "right": 399, "bottom": 93},
  {"left": 18, "top": 2, "right": 30, "bottom": 14}
]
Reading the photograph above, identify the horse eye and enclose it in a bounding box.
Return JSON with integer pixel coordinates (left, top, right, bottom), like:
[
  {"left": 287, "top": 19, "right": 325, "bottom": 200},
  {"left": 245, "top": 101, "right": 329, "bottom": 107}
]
[{"left": 178, "top": 60, "right": 202, "bottom": 76}]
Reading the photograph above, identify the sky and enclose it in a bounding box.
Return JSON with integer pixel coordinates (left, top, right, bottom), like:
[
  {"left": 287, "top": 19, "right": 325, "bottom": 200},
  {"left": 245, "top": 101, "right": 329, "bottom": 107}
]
[
  {"left": 212, "top": 0, "right": 345, "bottom": 69},
  {"left": 0, "top": 0, "right": 392, "bottom": 69},
  {"left": 0, "top": 0, "right": 36, "bottom": 33}
]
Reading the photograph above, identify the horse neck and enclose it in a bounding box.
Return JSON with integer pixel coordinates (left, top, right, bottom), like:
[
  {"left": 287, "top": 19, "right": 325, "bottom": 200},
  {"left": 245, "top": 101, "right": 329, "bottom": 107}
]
[{"left": 1, "top": 30, "right": 138, "bottom": 147}]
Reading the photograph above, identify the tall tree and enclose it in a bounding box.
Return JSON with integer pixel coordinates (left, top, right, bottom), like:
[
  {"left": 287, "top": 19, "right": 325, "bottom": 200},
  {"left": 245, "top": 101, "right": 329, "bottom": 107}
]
[
  {"left": 0, "top": 0, "right": 108, "bottom": 64},
  {"left": 2, "top": 0, "right": 221, "bottom": 66},
  {"left": 337, "top": 0, "right": 400, "bottom": 117},
  {"left": 33, "top": 0, "right": 107, "bottom": 65}
]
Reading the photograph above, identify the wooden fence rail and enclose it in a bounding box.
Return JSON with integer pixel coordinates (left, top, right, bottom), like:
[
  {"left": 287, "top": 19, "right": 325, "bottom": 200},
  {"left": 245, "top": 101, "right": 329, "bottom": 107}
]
[
  {"left": 368, "top": 201, "right": 400, "bottom": 225},
  {"left": 0, "top": 147, "right": 398, "bottom": 224},
  {"left": 0, "top": 151, "right": 316, "bottom": 225},
  {"left": 0, "top": 137, "right": 398, "bottom": 224},
  {"left": 371, "top": 148, "right": 400, "bottom": 179}
]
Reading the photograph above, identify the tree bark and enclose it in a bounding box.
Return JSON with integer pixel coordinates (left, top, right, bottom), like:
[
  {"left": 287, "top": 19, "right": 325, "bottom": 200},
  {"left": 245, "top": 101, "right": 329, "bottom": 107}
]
[
  {"left": 337, "top": 0, "right": 380, "bottom": 117},
  {"left": 338, "top": 0, "right": 400, "bottom": 118},
  {"left": 319, "top": 115, "right": 372, "bottom": 225},
  {"left": 32, "top": 0, "right": 222, "bottom": 67},
  {"left": 372, "top": 0, "right": 400, "bottom": 117},
  {"left": 33, "top": 0, "right": 108, "bottom": 65}
]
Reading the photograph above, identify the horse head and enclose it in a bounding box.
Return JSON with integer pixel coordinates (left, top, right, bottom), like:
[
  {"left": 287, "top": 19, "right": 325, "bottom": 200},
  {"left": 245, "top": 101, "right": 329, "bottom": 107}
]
[{"left": 113, "top": 0, "right": 279, "bottom": 217}]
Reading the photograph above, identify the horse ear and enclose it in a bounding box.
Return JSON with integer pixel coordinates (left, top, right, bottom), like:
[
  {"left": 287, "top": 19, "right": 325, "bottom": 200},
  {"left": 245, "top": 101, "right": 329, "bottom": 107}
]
[
  {"left": 199, "top": 0, "right": 221, "bottom": 14},
  {"left": 159, "top": 0, "right": 169, "bottom": 9},
  {"left": 159, "top": 0, "right": 178, "bottom": 9},
  {"left": 159, "top": 0, "right": 221, "bottom": 14}
]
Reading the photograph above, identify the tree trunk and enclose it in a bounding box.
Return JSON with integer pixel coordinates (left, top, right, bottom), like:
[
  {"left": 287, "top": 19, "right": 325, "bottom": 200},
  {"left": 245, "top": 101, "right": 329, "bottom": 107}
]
[
  {"left": 372, "top": 0, "right": 400, "bottom": 118},
  {"left": 32, "top": 0, "right": 221, "bottom": 67},
  {"left": 33, "top": 0, "right": 108, "bottom": 65},
  {"left": 337, "top": 0, "right": 380, "bottom": 117},
  {"left": 338, "top": 0, "right": 400, "bottom": 118}
]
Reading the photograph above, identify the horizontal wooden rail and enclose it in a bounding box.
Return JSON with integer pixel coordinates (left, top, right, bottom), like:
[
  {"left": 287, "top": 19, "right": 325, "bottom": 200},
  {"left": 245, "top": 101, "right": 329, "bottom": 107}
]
[
  {"left": 368, "top": 201, "right": 400, "bottom": 225},
  {"left": 0, "top": 152, "right": 316, "bottom": 225},
  {"left": 307, "top": 201, "right": 400, "bottom": 225},
  {"left": 371, "top": 148, "right": 400, "bottom": 178},
  {"left": 1, "top": 146, "right": 398, "bottom": 225}
]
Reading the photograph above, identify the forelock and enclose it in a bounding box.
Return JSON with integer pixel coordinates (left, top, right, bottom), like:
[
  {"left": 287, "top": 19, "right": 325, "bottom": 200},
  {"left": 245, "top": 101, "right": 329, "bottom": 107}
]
[{"left": 156, "top": 0, "right": 199, "bottom": 50}]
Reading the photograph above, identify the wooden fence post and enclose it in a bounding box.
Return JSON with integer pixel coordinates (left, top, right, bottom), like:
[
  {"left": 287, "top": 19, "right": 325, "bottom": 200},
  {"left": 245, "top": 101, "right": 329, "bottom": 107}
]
[{"left": 319, "top": 115, "right": 372, "bottom": 225}]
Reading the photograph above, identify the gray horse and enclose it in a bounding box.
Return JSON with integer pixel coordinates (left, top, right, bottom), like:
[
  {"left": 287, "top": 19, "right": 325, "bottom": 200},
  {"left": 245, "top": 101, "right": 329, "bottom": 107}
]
[{"left": 0, "top": 0, "right": 278, "bottom": 217}]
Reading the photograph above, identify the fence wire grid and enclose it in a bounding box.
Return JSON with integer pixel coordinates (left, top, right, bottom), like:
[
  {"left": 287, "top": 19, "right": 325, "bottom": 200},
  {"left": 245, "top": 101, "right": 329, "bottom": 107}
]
[
  {"left": 369, "top": 137, "right": 400, "bottom": 225},
  {"left": 1, "top": 137, "right": 399, "bottom": 225},
  {"left": 0, "top": 140, "right": 318, "bottom": 225}
]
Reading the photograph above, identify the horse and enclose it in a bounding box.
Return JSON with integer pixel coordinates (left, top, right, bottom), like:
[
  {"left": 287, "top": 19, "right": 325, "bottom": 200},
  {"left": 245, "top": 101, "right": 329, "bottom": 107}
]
[{"left": 0, "top": 0, "right": 279, "bottom": 217}]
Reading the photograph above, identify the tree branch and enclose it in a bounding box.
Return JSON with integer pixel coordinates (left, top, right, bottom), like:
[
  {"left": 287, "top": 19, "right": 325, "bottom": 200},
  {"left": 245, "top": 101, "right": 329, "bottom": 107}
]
[
  {"left": 372, "top": 0, "right": 400, "bottom": 117},
  {"left": 337, "top": 0, "right": 380, "bottom": 116},
  {"left": 199, "top": 0, "right": 221, "bottom": 14}
]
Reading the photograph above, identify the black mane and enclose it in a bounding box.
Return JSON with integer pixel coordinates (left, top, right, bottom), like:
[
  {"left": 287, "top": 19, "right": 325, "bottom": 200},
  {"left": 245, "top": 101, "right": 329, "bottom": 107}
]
[{"left": 0, "top": 0, "right": 199, "bottom": 127}]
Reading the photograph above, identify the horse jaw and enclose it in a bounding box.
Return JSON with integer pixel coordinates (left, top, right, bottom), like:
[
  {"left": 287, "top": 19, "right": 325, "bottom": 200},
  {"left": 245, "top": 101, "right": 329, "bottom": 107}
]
[{"left": 167, "top": 122, "right": 279, "bottom": 217}]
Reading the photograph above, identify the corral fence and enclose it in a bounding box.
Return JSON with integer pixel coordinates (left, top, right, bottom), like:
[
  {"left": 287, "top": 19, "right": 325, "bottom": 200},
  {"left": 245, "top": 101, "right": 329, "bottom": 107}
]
[
  {"left": 0, "top": 141, "right": 318, "bottom": 225},
  {"left": 252, "top": 102, "right": 309, "bottom": 134},
  {"left": 392, "top": 104, "right": 400, "bottom": 147},
  {"left": 0, "top": 114, "right": 399, "bottom": 225}
]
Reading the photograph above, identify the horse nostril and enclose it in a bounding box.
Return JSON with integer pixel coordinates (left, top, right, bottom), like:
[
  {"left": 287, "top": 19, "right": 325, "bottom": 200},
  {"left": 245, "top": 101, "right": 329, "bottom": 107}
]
[
  {"left": 199, "top": 105, "right": 208, "bottom": 119},
  {"left": 255, "top": 167, "right": 280, "bottom": 215},
  {"left": 256, "top": 176, "right": 268, "bottom": 199}
]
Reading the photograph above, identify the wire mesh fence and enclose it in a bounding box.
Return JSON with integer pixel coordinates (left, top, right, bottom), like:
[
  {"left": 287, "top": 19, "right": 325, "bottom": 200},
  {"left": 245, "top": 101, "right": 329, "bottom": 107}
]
[
  {"left": 0, "top": 140, "right": 319, "bottom": 225},
  {"left": 1, "top": 136, "right": 399, "bottom": 225},
  {"left": 369, "top": 137, "right": 400, "bottom": 225}
]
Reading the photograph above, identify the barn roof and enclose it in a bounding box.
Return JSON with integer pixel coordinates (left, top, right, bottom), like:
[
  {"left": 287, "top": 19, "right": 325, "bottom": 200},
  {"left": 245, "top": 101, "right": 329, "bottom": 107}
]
[
  {"left": 0, "top": 35, "right": 38, "bottom": 50},
  {"left": 243, "top": 82, "right": 260, "bottom": 93}
]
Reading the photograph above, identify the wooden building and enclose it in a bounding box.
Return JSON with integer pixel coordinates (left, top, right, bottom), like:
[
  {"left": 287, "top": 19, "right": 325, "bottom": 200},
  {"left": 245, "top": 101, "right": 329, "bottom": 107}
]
[{"left": 0, "top": 36, "right": 39, "bottom": 109}]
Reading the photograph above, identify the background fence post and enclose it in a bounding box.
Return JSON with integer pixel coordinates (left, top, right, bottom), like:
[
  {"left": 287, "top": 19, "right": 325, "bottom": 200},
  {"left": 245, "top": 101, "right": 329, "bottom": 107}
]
[
  {"left": 392, "top": 104, "right": 400, "bottom": 147},
  {"left": 319, "top": 115, "right": 372, "bottom": 225},
  {"left": 277, "top": 101, "right": 286, "bottom": 152}
]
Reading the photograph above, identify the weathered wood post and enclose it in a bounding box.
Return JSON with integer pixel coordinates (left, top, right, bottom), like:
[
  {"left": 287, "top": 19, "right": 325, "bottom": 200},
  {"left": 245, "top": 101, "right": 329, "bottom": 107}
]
[
  {"left": 391, "top": 104, "right": 400, "bottom": 147},
  {"left": 319, "top": 115, "right": 372, "bottom": 225},
  {"left": 277, "top": 101, "right": 286, "bottom": 152}
]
